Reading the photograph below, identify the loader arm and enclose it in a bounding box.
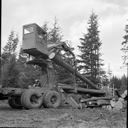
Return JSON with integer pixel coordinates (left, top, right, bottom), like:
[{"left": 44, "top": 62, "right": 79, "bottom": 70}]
[{"left": 48, "top": 44, "right": 99, "bottom": 90}]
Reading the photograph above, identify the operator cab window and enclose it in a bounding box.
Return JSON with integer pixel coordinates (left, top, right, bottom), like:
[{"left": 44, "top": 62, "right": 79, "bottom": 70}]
[
  {"left": 37, "top": 27, "right": 45, "bottom": 39},
  {"left": 24, "top": 26, "right": 34, "bottom": 34}
]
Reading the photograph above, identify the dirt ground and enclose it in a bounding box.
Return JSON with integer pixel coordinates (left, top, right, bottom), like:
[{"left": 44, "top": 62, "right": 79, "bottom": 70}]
[{"left": 0, "top": 101, "right": 127, "bottom": 128}]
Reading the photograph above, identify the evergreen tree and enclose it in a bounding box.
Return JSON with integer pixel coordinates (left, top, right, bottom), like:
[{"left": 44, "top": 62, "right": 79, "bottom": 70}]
[
  {"left": 42, "top": 19, "right": 74, "bottom": 85},
  {"left": 121, "top": 22, "right": 128, "bottom": 88},
  {"left": 3, "top": 31, "right": 18, "bottom": 55},
  {"left": 2, "top": 31, "right": 19, "bottom": 65},
  {"left": 122, "top": 23, "right": 128, "bottom": 64},
  {"left": 120, "top": 75, "right": 127, "bottom": 93},
  {"left": 1, "top": 31, "right": 19, "bottom": 87},
  {"left": 77, "top": 12, "right": 103, "bottom": 85},
  {"left": 110, "top": 76, "right": 121, "bottom": 90},
  {"left": 2, "top": 55, "right": 19, "bottom": 87},
  {"left": 41, "top": 22, "right": 50, "bottom": 42},
  {"left": 110, "top": 75, "right": 127, "bottom": 94},
  {"left": 49, "top": 18, "right": 63, "bottom": 43}
]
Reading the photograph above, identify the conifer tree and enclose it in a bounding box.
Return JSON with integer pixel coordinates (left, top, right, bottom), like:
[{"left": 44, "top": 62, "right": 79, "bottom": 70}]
[
  {"left": 2, "top": 54, "right": 19, "bottom": 87},
  {"left": 49, "top": 18, "right": 63, "bottom": 43},
  {"left": 77, "top": 12, "right": 103, "bottom": 85},
  {"left": 44, "top": 19, "right": 74, "bottom": 85},
  {"left": 122, "top": 23, "right": 128, "bottom": 64},
  {"left": 3, "top": 31, "right": 18, "bottom": 55},
  {"left": 1, "top": 31, "right": 19, "bottom": 87},
  {"left": 121, "top": 22, "right": 128, "bottom": 90},
  {"left": 41, "top": 22, "right": 49, "bottom": 42}
]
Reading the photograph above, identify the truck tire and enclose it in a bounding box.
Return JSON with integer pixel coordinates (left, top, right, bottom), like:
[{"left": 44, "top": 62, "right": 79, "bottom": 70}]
[
  {"left": 8, "top": 96, "right": 22, "bottom": 109},
  {"left": 21, "top": 89, "right": 43, "bottom": 109},
  {"left": 43, "top": 90, "right": 61, "bottom": 108}
]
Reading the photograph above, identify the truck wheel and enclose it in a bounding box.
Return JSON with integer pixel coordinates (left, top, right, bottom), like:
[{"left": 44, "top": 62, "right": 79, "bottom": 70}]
[
  {"left": 21, "top": 89, "right": 43, "bottom": 109},
  {"left": 43, "top": 90, "right": 61, "bottom": 108},
  {"left": 8, "top": 96, "right": 22, "bottom": 109}
]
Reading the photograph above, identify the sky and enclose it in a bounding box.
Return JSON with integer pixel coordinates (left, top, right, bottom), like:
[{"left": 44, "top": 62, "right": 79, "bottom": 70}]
[{"left": 2, "top": 0, "right": 128, "bottom": 77}]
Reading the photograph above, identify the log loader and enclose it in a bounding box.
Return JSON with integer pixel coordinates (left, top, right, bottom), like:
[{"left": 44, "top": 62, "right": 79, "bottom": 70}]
[{"left": 0, "top": 23, "right": 113, "bottom": 109}]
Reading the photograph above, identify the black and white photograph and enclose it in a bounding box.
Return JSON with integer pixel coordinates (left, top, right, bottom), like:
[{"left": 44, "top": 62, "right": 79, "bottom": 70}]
[{"left": 1, "top": 0, "right": 127, "bottom": 127}]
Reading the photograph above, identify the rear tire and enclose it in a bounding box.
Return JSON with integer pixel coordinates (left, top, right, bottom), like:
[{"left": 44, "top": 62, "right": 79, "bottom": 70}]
[
  {"left": 8, "top": 96, "right": 22, "bottom": 109},
  {"left": 43, "top": 90, "right": 61, "bottom": 108},
  {"left": 21, "top": 89, "right": 43, "bottom": 109}
]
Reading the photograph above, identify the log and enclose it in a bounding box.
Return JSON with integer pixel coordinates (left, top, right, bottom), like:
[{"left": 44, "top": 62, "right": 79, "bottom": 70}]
[
  {"left": 80, "top": 96, "right": 113, "bottom": 103},
  {"left": 52, "top": 54, "right": 99, "bottom": 90},
  {"left": 59, "top": 85, "right": 105, "bottom": 95}
]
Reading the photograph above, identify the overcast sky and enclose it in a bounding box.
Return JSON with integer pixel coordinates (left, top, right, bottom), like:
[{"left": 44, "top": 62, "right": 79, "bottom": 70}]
[{"left": 2, "top": 0, "right": 128, "bottom": 77}]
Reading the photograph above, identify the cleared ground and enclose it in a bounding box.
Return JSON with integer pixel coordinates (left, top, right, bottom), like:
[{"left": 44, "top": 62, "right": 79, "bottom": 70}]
[{"left": 0, "top": 101, "right": 127, "bottom": 128}]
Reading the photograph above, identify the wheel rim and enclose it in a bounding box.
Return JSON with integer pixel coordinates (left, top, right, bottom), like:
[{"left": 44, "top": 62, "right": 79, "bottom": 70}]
[
  {"left": 30, "top": 94, "right": 40, "bottom": 104},
  {"left": 50, "top": 95, "right": 57, "bottom": 104}
]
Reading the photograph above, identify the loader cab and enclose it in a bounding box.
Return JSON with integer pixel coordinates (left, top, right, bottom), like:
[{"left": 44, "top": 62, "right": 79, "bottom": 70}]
[{"left": 22, "top": 23, "right": 48, "bottom": 58}]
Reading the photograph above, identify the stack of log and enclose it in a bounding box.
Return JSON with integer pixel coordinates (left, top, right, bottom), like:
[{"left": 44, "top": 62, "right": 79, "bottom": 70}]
[
  {"left": 58, "top": 84, "right": 113, "bottom": 108},
  {"left": 58, "top": 84, "right": 127, "bottom": 110}
]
